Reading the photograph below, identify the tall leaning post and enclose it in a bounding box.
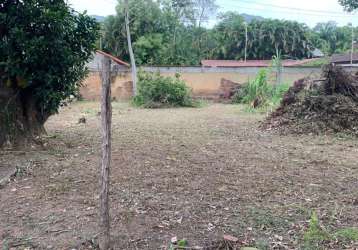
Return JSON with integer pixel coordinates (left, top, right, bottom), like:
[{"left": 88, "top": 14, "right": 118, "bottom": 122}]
[{"left": 99, "top": 54, "right": 112, "bottom": 250}]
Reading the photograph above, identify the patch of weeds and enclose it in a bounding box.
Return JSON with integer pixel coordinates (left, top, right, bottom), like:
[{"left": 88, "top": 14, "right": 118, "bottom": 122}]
[
  {"left": 232, "top": 69, "right": 289, "bottom": 111},
  {"left": 334, "top": 227, "right": 358, "bottom": 243},
  {"left": 169, "top": 239, "right": 188, "bottom": 250},
  {"left": 303, "top": 211, "right": 330, "bottom": 250},
  {"left": 249, "top": 208, "right": 289, "bottom": 230}
]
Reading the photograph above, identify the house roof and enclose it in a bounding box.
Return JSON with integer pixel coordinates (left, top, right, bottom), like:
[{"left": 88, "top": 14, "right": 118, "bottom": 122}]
[
  {"left": 331, "top": 53, "right": 358, "bottom": 63},
  {"left": 96, "top": 50, "right": 130, "bottom": 67},
  {"left": 201, "top": 59, "right": 319, "bottom": 68}
]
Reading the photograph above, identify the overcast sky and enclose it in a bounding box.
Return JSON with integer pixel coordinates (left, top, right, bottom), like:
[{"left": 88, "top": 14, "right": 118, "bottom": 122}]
[{"left": 68, "top": 0, "right": 357, "bottom": 27}]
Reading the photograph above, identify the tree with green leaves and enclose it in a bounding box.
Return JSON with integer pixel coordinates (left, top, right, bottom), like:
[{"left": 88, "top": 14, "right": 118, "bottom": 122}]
[
  {"left": 102, "top": 2, "right": 352, "bottom": 65},
  {"left": 212, "top": 14, "right": 312, "bottom": 60},
  {"left": 103, "top": 0, "right": 166, "bottom": 63},
  {"left": 102, "top": 0, "right": 216, "bottom": 66},
  {"left": 211, "top": 12, "right": 246, "bottom": 59},
  {"left": 0, "top": 0, "right": 99, "bottom": 147},
  {"left": 339, "top": 0, "right": 358, "bottom": 11},
  {"left": 312, "top": 21, "right": 354, "bottom": 55}
]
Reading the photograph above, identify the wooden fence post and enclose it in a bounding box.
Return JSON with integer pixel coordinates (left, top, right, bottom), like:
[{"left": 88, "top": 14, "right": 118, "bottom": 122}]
[{"left": 99, "top": 54, "right": 112, "bottom": 250}]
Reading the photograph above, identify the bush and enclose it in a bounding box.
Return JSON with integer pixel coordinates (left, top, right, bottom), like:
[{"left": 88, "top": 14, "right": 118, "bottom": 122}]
[
  {"left": 232, "top": 69, "right": 289, "bottom": 109},
  {"left": 133, "top": 72, "right": 196, "bottom": 108}
]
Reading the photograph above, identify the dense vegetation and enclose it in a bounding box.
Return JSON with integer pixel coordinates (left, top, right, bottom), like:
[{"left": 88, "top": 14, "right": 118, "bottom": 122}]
[
  {"left": 133, "top": 72, "right": 196, "bottom": 108},
  {"left": 0, "top": 0, "right": 99, "bottom": 146},
  {"left": 102, "top": 0, "right": 357, "bottom": 66},
  {"left": 232, "top": 69, "right": 290, "bottom": 110},
  {"left": 311, "top": 21, "right": 356, "bottom": 56}
]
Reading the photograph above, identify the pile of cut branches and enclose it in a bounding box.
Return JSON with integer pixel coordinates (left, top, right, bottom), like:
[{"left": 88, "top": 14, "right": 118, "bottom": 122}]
[{"left": 262, "top": 65, "right": 358, "bottom": 135}]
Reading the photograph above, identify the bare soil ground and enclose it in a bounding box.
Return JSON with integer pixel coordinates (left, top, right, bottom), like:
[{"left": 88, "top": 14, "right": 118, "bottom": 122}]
[{"left": 1, "top": 102, "right": 357, "bottom": 249}]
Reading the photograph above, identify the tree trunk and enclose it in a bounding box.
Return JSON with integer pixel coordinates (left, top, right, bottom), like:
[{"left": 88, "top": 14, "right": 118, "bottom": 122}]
[
  {"left": 0, "top": 87, "right": 47, "bottom": 148},
  {"left": 124, "top": 0, "right": 137, "bottom": 96},
  {"left": 98, "top": 55, "right": 112, "bottom": 250}
]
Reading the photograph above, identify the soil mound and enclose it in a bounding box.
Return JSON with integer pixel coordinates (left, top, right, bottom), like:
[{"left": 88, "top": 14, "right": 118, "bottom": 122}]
[{"left": 262, "top": 65, "right": 358, "bottom": 135}]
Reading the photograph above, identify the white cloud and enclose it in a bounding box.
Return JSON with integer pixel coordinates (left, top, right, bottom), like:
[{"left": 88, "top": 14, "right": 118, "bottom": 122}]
[{"left": 68, "top": 0, "right": 117, "bottom": 16}]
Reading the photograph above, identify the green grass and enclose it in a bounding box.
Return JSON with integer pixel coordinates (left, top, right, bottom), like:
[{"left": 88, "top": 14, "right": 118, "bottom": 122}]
[
  {"left": 301, "top": 211, "right": 358, "bottom": 249},
  {"left": 249, "top": 208, "right": 290, "bottom": 229},
  {"left": 303, "top": 212, "right": 330, "bottom": 250},
  {"left": 299, "top": 58, "right": 329, "bottom": 67},
  {"left": 335, "top": 227, "right": 358, "bottom": 243}
]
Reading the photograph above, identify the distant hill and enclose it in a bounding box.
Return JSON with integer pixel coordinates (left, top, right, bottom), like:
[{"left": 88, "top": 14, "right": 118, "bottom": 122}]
[
  {"left": 240, "top": 13, "right": 265, "bottom": 23},
  {"left": 91, "top": 15, "right": 106, "bottom": 23}
]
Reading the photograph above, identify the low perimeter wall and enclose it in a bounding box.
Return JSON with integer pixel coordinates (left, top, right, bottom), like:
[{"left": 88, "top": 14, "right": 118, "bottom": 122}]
[{"left": 80, "top": 66, "right": 323, "bottom": 101}]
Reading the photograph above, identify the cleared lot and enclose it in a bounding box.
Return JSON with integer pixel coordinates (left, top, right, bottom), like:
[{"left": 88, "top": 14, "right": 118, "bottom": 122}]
[{"left": 1, "top": 102, "right": 357, "bottom": 249}]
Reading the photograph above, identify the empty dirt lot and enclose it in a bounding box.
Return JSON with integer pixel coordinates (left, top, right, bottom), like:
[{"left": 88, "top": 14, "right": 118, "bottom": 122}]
[{"left": 1, "top": 102, "right": 357, "bottom": 249}]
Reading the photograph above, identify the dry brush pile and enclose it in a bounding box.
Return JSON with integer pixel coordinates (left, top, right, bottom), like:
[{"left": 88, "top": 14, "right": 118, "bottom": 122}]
[{"left": 262, "top": 65, "right": 358, "bottom": 136}]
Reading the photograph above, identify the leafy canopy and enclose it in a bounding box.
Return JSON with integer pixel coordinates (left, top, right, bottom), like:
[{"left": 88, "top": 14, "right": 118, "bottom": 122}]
[
  {"left": 339, "top": 0, "right": 358, "bottom": 11},
  {"left": 0, "top": 0, "right": 99, "bottom": 114},
  {"left": 102, "top": 0, "right": 355, "bottom": 66},
  {"left": 103, "top": 1, "right": 319, "bottom": 65}
]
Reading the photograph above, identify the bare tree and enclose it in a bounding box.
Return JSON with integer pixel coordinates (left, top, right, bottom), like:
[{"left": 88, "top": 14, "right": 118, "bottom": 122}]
[
  {"left": 124, "top": 0, "right": 138, "bottom": 96},
  {"left": 193, "top": 0, "right": 218, "bottom": 28},
  {"left": 99, "top": 55, "right": 112, "bottom": 250}
]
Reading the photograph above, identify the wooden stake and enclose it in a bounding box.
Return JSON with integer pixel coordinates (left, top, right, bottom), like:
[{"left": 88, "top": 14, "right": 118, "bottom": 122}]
[{"left": 99, "top": 54, "right": 112, "bottom": 250}]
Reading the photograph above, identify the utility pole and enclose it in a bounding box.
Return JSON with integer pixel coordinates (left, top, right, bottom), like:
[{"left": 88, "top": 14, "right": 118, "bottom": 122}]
[
  {"left": 244, "top": 22, "right": 248, "bottom": 63},
  {"left": 125, "top": 0, "right": 137, "bottom": 96},
  {"left": 351, "top": 23, "right": 354, "bottom": 65}
]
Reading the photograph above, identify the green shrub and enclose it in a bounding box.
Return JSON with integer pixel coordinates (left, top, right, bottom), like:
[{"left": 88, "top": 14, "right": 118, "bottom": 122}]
[
  {"left": 133, "top": 72, "right": 196, "bottom": 108},
  {"left": 270, "top": 83, "right": 290, "bottom": 106},
  {"left": 232, "top": 69, "right": 289, "bottom": 109}
]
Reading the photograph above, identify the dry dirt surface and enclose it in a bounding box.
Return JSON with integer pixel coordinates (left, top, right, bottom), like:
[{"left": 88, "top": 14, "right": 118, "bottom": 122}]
[{"left": 1, "top": 102, "right": 358, "bottom": 249}]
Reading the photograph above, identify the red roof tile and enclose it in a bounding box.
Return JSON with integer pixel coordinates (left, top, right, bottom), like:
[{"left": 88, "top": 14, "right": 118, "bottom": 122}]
[{"left": 331, "top": 53, "right": 358, "bottom": 63}]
